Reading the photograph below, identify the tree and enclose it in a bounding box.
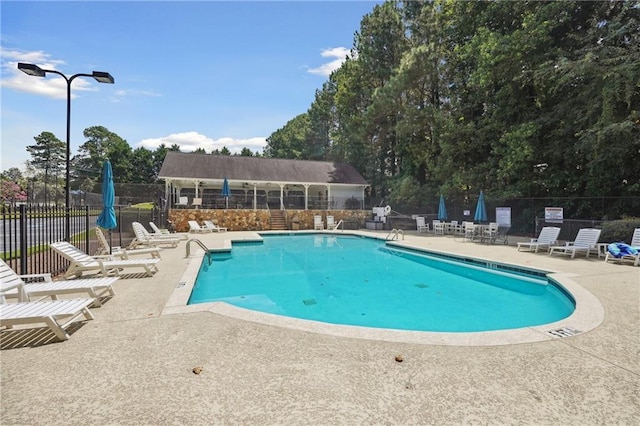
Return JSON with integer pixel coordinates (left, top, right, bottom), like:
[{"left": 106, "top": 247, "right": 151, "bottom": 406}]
[
  {"left": 26, "top": 131, "right": 65, "bottom": 205},
  {"left": 263, "top": 114, "right": 311, "bottom": 159},
  {"left": 0, "top": 179, "right": 27, "bottom": 206},
  {"left": 74, "top": 126, "right": 132, "bottom": 184},
  {"left": 0, "top": 167, "right": 24, "bottom": 183},
  {"left": 130, "top": 147, "right": 156, "bottom": 183}
]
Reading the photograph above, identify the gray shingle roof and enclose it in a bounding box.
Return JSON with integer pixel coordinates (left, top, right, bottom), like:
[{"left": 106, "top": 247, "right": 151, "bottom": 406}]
[{"left": 158, "top": 152, "right": 368, "bottom": 185}]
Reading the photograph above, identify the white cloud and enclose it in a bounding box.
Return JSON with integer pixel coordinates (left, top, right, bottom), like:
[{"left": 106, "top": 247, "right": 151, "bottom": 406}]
[
  {"left": 109, "top": 88, "right": 162, "bottom": 103},
  {"left": 137, "top": 131, "right": 267, "bottom": 154},
  {"left": 307, "top": 46, "right": 351, "bottom": 76},
  {"left": 0, "top": 48, "right": 95, "bottom": 99}
]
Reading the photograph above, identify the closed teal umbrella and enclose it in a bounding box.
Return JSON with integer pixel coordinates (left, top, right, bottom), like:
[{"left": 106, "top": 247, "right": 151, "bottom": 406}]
[
  {"left": 474, "top": 191, "right": 488, "bottom": 223},
  {"left": 437, "top": 195, "right": 448, "bottom": 221},
  {"left": 97, "top": 160, "right": 117, "bottom": 252},
  {"left": 221, "top": 177, "right": 231, "bottom": 209}
]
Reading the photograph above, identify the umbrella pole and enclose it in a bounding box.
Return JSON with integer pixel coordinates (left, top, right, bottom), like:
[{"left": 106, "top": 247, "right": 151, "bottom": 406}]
[{"left": 109, "top": 230, "right": 113, "bottom": 255}]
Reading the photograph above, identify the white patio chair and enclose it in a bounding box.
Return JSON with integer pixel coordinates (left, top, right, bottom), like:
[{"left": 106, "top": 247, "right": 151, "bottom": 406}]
[
  {"left": 314, "top": 215, "right": 324, "bottom": 230},
  {"left": 517, "top": 227, "right": 561, "bottom": 253},
  {"left": 326, "top": 215, "right": 336, "bottom": 230},
  {"left": 416, "top": 217, "right": 429, "bottom": 233},
  {"left": 463, "top": 222, "right": 477, "bottom": 242},
  {"left": 549, "top": 228, "right": 601, "bottom": 259},
  {"left": 51, "top": 241, "right": 160, "bottom": 278},
  {"left": 481, "top": 222, "right": 499, "bottom": 243},
  {"left": 175, "top": 196, "right": 188, "bottom": 208},
  {"left": 433, "top": 220, "right": 445, "bottom": 235}
]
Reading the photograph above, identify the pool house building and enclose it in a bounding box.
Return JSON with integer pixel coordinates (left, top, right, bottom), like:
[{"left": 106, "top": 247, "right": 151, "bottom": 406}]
[{"left": 158, "top": 152, "right": 370, "bottom": 231}]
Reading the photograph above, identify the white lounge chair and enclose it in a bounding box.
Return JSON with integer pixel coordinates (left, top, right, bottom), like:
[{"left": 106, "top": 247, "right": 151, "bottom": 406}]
[
  {"left": 517, "top": 227, "right": 561, "bottom": 253},
  {"left": 604, "top": 228, "right": 640, "bottom": 266},
  {"left": 549, "top": 228, "right": 601, "bottom": 259},
  {"left": 1, "top": 297, "right": 95, "bottom": 341},
  {"left": 203, "top": 220, "right": 227, "bottom": 232},
  {"left": 326, "top": 215, "right": 335, "bottom": 230},
  {"left": 149, "top": 222, "right": 187, "bottom": 240},
  {"left": 131, "top": 222, "right": 181, "bottom": 248},
  {"left": 188, "top": 220, "right": 212, "bottom": 233},
  {"left": 95, "top": 227, "right": 161, "bottom": 259},
  {"left": 149, "top": 222, "right": 169, "bottom": 235},
  {"left": 416, "top": 217, "right": 429, "bottom": 233},
  {"left": 51, "top": 241, "right": 160, "bottom": 278},
  {"left": 0, "top": 259, "right": 117, "bottom": 307},
  {"left": 314, "top": 215, "right": 324, "bottom": 230}
]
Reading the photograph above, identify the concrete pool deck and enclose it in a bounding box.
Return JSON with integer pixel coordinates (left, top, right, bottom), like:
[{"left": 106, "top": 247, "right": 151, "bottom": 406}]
[{"left": 1, "top": 230, "right": 638, "bottom": 424}]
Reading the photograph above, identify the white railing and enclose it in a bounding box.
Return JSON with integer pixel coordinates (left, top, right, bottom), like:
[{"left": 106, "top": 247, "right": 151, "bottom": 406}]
[
  {"left": 386, "top": 229, "right": 404, "bottom": 241},
  {"left": 186, "top": 238, "right": 212, "bottom": 265}
]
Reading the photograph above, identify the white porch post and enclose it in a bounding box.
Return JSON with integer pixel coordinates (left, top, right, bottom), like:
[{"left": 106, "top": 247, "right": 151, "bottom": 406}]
[
  {"left": 304, "top": 184, "right": 310, "bottom": 210},
  {"left": 194, "top": 180, "right": 201, "bottom": 198},
  {"left": 164, "top": 179, "right": 171, "bottom": 209},
  {"left": 253, "top": 184, "right": 257, "bottom": 211},
  {"left": 279, "top": 183, "right": 285, "bottom": 210}
]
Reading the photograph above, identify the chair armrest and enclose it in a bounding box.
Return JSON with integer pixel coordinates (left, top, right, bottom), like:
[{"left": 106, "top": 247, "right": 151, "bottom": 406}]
[
  {"left": 93, "top": 254, "right": 116, "bottom": 262},
  {"left": 18, "top": 273, "right": 53, "bottom": 282}
]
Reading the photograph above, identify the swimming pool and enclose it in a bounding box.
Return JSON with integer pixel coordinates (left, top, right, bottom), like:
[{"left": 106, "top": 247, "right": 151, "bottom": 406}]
[{"left": 188, "top": 234, "right": 575, "bottom": 332}]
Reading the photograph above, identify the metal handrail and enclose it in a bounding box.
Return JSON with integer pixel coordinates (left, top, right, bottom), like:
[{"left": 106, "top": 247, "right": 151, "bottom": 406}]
[
  {"left": 333, "top": 219, "right": 344, "bottom": 231},
  {"left": 385, "top": 228, "right": 404, "bottom": 241},
  {"left": 186, "top": 238, "right": 212, "bottom": 265}
]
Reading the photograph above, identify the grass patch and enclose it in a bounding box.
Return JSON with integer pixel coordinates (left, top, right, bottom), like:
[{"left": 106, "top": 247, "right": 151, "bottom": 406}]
[{"left": 128, "top": 202, "right": 154, "bottom": 210}]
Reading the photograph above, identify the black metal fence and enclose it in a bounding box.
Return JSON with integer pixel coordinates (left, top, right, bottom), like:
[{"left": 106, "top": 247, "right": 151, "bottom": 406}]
[
  {"left": 0, "top": 204, "right": 164, "bottom": 276},
  {"left": 369, "top": 196, "right": 640, "bottom": 237}
]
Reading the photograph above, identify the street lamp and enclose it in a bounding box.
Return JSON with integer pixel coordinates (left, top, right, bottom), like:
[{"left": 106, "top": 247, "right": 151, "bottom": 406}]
[{"left": 17, "top": 62, "right": 114, "bottom": 242}]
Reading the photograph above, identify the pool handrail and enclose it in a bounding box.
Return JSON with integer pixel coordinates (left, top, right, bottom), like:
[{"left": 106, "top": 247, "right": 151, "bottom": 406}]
[
  {"left": 186, "top": 238, "right": 213, "bottom": 265},
  {"left": 386, "top": 229, "right": 404, "bottom": 241}
]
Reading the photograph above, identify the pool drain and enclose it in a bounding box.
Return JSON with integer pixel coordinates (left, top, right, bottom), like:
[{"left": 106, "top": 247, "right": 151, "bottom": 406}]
[
  {"left": 302, "top": 299, "right": 317, "bottom": 306},
  {"left": 547, "top": 327, "right": 581, "bottom": 338}
]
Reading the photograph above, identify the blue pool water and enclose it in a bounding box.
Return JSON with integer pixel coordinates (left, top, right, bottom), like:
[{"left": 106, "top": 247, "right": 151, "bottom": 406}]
[{"left": 188, "top": 234, "right": 575, "bottom": 332}]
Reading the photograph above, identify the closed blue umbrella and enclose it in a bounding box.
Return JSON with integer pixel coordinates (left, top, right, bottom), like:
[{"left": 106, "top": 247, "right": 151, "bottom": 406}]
[
  {"left": 221, "top": 177, "right": 231, "bottom": 209},
  {"left": 437, "top": 194, "right": 448, "bottom": 221},
  {"left": 474, "top": 191, "right": 488, "bottom": 223},
  {"left": 96, "top": 160, "right": 117, "bottom": 252}
]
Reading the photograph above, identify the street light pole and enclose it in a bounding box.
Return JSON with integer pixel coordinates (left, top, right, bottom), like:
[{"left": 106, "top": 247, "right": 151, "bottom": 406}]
[{"left": 17, "top": 63, "right": 114, "bottom": 242}]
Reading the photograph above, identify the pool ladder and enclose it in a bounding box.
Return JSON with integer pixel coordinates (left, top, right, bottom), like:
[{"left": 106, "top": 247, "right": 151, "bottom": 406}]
[
  {"left": 186, "top": 238, "right": 213, "bottom": 265},
  {"left": 386, "top": 228, "right": 404, "bottom": 241}
]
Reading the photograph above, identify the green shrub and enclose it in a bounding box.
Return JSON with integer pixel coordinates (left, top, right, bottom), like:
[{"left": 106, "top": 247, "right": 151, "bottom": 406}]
[{"left": 600, "top": 218, "right": 640, "bottom": 243}]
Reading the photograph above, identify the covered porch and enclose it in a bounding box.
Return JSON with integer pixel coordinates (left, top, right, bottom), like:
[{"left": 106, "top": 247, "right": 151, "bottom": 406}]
[{"left": 165, "top": 178, "right": 367, "bottom": 211}]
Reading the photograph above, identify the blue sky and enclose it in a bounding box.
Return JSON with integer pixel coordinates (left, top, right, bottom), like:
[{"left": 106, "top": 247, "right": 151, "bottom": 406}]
[{"left": 1, "top": 0, "right": 381, "bottom": 172}]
